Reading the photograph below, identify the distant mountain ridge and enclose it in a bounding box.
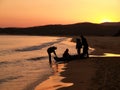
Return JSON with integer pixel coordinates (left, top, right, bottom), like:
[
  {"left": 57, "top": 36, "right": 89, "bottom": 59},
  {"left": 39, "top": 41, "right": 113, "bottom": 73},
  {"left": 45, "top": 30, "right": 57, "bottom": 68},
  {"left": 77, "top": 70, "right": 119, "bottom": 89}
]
[
  {"left": 0, "top": 22, "right": 120, "bottom": 36},
  {"left": 101, "top": 22, "right": 120, "bottom": 26}
]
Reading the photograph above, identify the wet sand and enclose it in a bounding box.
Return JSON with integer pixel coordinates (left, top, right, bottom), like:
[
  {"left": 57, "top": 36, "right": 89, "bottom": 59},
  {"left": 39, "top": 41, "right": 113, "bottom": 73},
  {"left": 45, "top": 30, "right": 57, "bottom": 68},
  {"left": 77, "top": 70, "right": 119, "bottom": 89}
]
[
  {"left": 35, "top": 57, "right": 120, "bottom": 90},
  {"left": 0, "top": 35, "right": 66, "bottom": 90},
  {"left": 35, "top": 63, "right": 70, "bottom": 90},
  {"left": 34, "top": 36, "right": 120, "bottom": 90},
  {"left": 57, "top": 57, "right": 120, "bottom": 90}
]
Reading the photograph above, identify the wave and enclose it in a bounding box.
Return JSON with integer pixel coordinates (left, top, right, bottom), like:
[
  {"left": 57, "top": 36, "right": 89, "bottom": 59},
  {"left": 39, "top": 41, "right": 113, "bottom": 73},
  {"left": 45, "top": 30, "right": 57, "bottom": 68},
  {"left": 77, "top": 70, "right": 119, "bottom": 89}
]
[
  {"left": 0, "top": 37, "right": 66, "bottom": 56},
  {"left": 0, "top": 76, "right": 23, "bottom": 84},
  {"left": 15, "top": 37, "right": 66, "bottom": 52},
  {"left": 27, "top": 56, "right": 47, "bottom": 61},
  {"left": 0, "top": 50, "right": 15, "bottom": 56}
]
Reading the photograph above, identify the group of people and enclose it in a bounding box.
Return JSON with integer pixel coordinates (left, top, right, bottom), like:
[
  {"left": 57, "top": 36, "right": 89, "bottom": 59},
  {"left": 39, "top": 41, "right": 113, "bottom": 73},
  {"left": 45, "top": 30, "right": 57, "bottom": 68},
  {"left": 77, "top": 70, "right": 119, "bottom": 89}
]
[
  {"left": 76, "top": 35, "right": 89, "bottom": 58},
  {"left": 47, "top": 35, "right": 89, "bottom": 66}
]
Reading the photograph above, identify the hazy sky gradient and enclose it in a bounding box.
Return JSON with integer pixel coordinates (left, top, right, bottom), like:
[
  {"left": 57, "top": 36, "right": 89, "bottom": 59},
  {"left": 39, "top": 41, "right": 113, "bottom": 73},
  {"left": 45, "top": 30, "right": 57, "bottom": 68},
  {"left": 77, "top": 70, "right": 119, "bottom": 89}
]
[{"left": 0, "top": 0, "right": 120, "bottom": 27}]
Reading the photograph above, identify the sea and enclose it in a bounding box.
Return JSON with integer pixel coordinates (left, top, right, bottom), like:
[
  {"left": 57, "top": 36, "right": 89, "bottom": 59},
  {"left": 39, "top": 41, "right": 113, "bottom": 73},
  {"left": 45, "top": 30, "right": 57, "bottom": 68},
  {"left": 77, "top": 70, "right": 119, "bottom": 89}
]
[{"left": 0, "top": 35, "right": 67, "bottom": 90}]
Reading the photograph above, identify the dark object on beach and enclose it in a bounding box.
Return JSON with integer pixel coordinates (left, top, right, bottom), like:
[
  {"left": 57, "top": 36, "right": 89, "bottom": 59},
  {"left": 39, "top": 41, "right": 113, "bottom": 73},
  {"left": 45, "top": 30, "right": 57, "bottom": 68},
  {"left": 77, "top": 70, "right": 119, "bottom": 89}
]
[
  {"left": 47, "top": 46, "right": 57, "bottom": 66},
  {"left": 54, "top": 48, "right": 71, "bottom": 63},
  {"left": 54, "top": 54, "right": 84, "bottom": 62},
  {"left": 76, "top": 38, "right": 82, "bottom": 55},
  {"left": 81, "top": 35, "right": 89, "bottom": 58},
  {"left": 63, "top": 48, "right": 71, "bottom": 62}
]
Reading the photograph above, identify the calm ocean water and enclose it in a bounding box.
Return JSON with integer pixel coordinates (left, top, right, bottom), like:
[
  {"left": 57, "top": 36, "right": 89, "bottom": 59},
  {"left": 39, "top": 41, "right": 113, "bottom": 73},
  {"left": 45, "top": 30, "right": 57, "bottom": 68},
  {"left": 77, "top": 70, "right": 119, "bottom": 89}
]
[{"left": 0, "top": 35, "right": 66, "bottom": 90}]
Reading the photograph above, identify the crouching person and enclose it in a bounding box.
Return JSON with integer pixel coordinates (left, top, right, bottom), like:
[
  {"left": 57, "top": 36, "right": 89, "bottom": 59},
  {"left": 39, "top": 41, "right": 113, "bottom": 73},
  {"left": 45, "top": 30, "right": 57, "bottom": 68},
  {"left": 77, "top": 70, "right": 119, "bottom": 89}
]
[{"left": 63, "top": 48, "right": 71, "bottom": 62}]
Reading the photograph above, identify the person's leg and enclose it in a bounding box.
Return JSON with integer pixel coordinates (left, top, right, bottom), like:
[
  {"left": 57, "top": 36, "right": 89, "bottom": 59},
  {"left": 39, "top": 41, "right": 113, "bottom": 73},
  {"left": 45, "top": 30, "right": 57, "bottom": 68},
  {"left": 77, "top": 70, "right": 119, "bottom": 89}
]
[
  {"left": 86, "top": 49, "right": 89, "bottom": 58},
  {"left": 83, "top": 47, "right": 85, "bottom": 56},
  {"left": 48, "top": 53, "right": 52, "bottom": 67},
  {"left": 77, "top": 48, "right": 80, "bottom": 55},
  {"left": 77, "top": 49, "right": 79, "bottom": 55},
  {"left": 83, "top": 47, "right": 89, "bottom": 58}
]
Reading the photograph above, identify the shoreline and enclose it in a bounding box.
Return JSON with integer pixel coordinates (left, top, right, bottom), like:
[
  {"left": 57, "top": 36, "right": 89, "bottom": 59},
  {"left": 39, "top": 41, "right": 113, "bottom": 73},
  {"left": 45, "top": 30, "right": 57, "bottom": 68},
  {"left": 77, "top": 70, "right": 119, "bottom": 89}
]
[
  {"left": 24, "top": 72, "right": 53, "bottom": 90},
  {"left": 33, "top": 38, "right": 75, "bottom": 90},
  {"left": 24, "top": 37, "right": 73, "bottom": 90},
  {"left": 34, "top": 57, "right": 120, "bottom": 90},
  {"left": 0, "top": 35, "right": 120, "bottom": 90},
  {"left": 34, "top": 62, "right": 69, "bottom": 90},
  {"left": 34, "top": 36, "right": 120, "bottom": 90}
]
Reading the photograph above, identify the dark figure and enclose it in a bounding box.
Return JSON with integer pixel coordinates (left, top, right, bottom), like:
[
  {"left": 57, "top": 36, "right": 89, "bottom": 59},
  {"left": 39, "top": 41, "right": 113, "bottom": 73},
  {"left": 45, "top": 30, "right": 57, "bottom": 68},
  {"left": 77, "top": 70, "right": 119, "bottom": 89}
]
[
  {"left": 63, "top": 49, "right": 70, "bottom": 61},
  {"left": 81, "top": 35, "right": 89, "bottom": 58},
  {"left": 76, "top": 38, "right": 82, "bottom": 55},
  {"left": 47, "top": 46, "right": 57, "bottom": 67}
]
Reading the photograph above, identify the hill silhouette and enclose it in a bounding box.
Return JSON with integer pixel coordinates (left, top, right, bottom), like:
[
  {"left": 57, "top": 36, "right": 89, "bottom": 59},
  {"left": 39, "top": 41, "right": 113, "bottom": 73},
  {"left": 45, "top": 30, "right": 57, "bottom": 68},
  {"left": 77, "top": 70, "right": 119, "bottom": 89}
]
[
  {"left": 0, "top": 22, "right": 120, "bottom": 36},
  {"left": 101, "top": 22, "right": 120, "bottom": 26},
  {"left": 114, "top": 29, "right": 120, "bottom": 36}
]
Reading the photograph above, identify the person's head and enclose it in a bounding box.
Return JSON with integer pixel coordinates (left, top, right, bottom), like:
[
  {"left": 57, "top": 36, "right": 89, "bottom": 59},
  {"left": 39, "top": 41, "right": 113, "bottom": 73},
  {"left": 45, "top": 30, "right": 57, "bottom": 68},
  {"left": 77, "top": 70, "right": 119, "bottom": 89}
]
[
  {"left": 66, "top": 48, "right": 69, "bottom": 52},
  {"left": 80, "top": 34, "right": 85, "bottom": 39},
  {"left": 52, "top": 46, "right": 57, "bottom": 50},
  {"left": 80, "top": 35, "right": 83, "bottom": 38},
  {"left": 76, "top": 38, "right": 80, "bottom": 42}
]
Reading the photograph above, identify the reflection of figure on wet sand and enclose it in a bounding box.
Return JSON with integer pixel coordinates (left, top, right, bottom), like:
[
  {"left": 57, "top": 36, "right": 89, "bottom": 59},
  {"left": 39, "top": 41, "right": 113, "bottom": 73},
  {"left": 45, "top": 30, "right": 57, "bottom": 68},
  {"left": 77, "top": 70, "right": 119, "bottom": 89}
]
[
  {"left": 47, "top": 46, "right": 57, "bottom": 67},
  {"left": 76, "top": 38, "right": 82, "bottom": 55},
  {"left": 81, "top": 35, "right": 89, "bottom": 58},
  {"left": 51, "top": 62, "right": 58, "bottom": 73}
]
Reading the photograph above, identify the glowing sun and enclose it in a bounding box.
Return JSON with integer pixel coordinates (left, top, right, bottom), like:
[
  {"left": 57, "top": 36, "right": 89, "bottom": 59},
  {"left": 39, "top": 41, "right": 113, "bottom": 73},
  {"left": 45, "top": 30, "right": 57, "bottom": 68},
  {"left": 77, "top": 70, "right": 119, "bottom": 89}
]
[{"left": 101, "top": 19, "right": 112, "bottom": 23}]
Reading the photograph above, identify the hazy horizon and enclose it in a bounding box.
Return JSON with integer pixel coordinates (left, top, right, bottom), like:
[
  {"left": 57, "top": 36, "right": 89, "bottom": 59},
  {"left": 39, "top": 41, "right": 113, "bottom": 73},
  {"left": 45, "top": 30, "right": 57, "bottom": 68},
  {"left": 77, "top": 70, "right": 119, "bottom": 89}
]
[{"left": 0, "top": 21, "right": 120, "bottom": 28}]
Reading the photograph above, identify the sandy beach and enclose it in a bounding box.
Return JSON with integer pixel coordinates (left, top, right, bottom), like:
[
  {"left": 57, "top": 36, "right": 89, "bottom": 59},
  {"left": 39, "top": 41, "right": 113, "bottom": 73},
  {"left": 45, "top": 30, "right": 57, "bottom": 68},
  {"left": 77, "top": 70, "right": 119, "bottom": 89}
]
[
  {"left": 57, "top": 57, "right": 120, "bottom": 90},
  {"left": 35, "top": 57, "right": 120, "bottom": 90},
  {"left": 34, "top": 36, "right": 120, "bottom": 90}
]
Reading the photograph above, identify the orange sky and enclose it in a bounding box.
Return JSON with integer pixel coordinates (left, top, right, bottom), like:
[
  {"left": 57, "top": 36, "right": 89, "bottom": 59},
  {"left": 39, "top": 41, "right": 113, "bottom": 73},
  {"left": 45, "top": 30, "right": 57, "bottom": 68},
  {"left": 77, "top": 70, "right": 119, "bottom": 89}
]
[{"left": 0, "top": 0, "right": 120, "bottom": 27}]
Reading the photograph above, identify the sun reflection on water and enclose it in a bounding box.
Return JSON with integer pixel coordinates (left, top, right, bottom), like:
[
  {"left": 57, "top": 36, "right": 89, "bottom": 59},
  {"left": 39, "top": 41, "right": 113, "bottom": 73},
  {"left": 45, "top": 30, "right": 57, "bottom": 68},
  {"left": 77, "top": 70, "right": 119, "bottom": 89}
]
[
  {"left": 104, "top": 53, "right": 120, "bottom": 57},
  {"left": 90, "top": 53, "right": 120, "bottom": 57},
  {"left": 35, "top": 62, "right": 73, "bottom": 90}
]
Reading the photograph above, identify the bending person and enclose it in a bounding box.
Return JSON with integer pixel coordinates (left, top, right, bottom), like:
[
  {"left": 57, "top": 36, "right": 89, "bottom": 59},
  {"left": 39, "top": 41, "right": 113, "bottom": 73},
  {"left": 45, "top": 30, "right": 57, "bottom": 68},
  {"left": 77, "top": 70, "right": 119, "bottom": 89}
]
[{"left": 47, "top": 46, "right": 57, "bottom": 67}]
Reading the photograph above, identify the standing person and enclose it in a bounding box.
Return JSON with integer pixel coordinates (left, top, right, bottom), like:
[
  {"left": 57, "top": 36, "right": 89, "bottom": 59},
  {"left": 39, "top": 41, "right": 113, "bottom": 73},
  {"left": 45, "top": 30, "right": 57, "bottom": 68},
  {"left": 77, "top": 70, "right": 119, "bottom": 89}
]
[
  {"left": 76, "top": 38, "right": 82, "bottom": 56},
  {"left": 47, "top": 46, "right": 57, "bottom": 67},
  {"left": 81, "top": 35, "right": 89, "bottom": 58}
]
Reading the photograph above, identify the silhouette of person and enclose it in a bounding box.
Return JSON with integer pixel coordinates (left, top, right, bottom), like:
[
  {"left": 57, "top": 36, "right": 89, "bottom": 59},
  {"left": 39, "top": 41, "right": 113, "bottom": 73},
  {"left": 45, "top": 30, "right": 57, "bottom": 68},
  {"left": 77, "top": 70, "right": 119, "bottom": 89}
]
[
  {"left": 81, "top": 35, "right": 89, "bottom": 58},
  {"left": 47, "top": 46, "right": 57, "bottom": 67},
  {"left": 76, "top": 38, "right": 82, "bottom": 55},
  {"left": 63, "top": 48, "right": 70, "bottom": 61}
]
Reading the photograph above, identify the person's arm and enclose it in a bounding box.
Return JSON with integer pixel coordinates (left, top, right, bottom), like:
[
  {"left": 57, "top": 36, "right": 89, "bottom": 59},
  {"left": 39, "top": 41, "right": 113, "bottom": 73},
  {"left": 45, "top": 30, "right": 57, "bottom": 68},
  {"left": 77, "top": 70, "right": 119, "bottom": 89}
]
[{"left": 53, "top": 51, "right": 57, "bottom": 57}]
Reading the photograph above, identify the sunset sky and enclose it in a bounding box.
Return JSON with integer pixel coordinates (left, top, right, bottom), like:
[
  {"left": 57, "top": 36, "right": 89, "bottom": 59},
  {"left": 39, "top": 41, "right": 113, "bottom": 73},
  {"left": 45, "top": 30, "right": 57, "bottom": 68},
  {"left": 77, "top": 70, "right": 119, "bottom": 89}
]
[{"left": 0, "top": 0, "right": 120, "bottom": 27}]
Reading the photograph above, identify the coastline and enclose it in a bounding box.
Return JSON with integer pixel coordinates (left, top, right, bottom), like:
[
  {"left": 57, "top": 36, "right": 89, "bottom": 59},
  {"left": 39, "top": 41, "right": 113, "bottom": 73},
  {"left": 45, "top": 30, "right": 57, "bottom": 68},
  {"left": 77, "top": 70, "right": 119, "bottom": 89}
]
[
  {"left": 34, "top": 57, "right": 120, "bottom": 90},
  {"left": 1, "top": 35, "right": 120, "bottom": 90},
  {"left": 34, "top": 36, "right": 120, "bottom": 90},
  {"left": 0, "top": 35, "right": 67, "bottom": 90},
  {"left": 24, "top": 71, "right": 53, "bottom": 90},
  {"left": 33, "top": 37, "right": 76, "bottom": 90},
  {"left": 34, "top": 62, "right": 70, "bottom": 90},
  {"left": 23, "top": 37, "right": 69, "bottom": 90}
]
